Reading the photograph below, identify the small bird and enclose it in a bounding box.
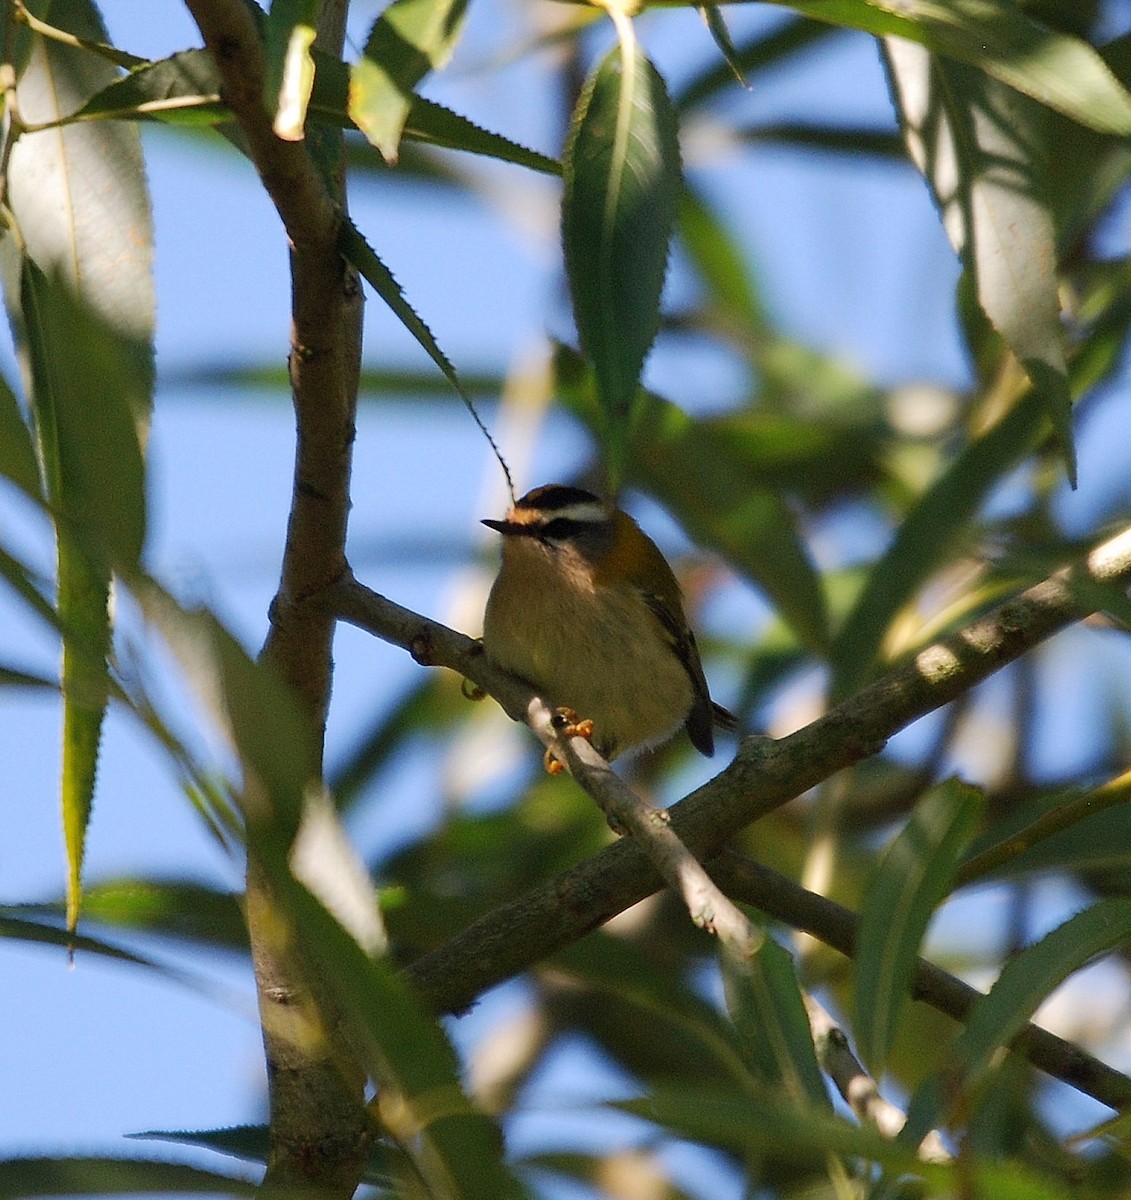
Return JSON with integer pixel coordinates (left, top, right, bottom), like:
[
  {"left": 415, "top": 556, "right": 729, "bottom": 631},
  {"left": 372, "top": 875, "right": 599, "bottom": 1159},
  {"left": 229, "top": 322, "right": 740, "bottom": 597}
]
[{"left": 482, "top": 483, "right": 735, "bottom": 762}]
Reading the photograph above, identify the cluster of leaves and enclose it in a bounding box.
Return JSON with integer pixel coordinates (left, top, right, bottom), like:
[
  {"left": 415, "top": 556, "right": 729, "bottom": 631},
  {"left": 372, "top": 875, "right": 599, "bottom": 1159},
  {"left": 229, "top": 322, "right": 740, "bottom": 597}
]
[{"left": 4, "top": 0, "right": 1131, "bottom": 1197}]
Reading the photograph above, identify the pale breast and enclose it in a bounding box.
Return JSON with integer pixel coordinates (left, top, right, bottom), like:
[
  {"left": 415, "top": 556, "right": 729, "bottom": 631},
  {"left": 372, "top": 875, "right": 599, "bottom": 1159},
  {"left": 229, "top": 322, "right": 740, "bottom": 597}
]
[{"left": 483, "top": 539, "right": 693, "bottom": 758}]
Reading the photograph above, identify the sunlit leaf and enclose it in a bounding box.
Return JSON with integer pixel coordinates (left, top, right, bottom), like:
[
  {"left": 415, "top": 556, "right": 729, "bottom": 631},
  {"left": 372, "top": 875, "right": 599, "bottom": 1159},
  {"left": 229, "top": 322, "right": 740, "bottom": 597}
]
[
  {"left": 886, "top": 41, "right": 1074, "bottom": 483},
  {"left": 265, "top": 0, "right": 318, "bottom": 140},
  {"left": 3, "top": 0, "right": 155, "bottom": 937},
  {"left": 254, "top": 857, "right": 526, "bottom": 1198},
  {"left": 350, "top": 0, "right": 469, "bottom": 163},
  {"left": 562, "top": 37, "right": 681, "bottom": 487},
  {"left": 854, "top": 779, "right": 984, "bottom": 1074},
  {"left": 786, "top": 0, "right": 1131, "bottom": 135},
  {"left": 902, "top": 897, "right": 1131, "bottom": 1146},
  {"left": 830, "top": 388, "right": 1048, "bottom": 697}
]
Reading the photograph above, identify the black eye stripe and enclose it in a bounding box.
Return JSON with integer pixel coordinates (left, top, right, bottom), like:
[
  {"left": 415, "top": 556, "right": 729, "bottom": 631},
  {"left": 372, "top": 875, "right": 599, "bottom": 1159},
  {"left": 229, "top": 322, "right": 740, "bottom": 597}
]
[{"left": 540, "top": 517, "right": 597, "bottom": 541}]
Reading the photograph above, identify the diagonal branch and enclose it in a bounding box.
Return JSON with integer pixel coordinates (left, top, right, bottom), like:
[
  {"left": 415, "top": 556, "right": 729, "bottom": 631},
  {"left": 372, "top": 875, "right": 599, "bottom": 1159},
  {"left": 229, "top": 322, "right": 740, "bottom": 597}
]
[{"left": 330, "top": 524, "right": 1131, "bottom": 1114}]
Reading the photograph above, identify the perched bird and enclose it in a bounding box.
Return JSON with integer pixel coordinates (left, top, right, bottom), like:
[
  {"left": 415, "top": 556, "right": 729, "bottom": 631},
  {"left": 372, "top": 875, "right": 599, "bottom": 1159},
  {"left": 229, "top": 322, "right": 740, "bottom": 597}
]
[{"left": 482, "top": 483, "right": 735, "bottom": 761}]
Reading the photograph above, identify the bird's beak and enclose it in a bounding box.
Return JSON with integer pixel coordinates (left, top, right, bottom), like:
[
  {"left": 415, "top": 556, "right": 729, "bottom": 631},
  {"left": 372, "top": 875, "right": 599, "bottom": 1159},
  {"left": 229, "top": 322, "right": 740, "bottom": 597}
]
[{"left": 481, "top": 517, "right": 532, "bottom": 536}]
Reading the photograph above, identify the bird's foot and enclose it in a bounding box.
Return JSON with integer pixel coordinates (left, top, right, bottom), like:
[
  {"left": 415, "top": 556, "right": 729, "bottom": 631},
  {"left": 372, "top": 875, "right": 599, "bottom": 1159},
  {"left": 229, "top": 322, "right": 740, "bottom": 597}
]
[{"left": 544, "top": 707, "right": 596, "bottom": 774}]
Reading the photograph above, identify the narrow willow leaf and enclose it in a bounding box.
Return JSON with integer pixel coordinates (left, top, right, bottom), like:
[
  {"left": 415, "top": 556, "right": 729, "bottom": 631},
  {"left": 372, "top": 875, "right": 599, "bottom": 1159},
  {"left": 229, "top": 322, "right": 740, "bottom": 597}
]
[
  {"left": 724, "top": 936, "right": 829, "bottom": 1107},
  {"left": 73, "top": 48, "right": 559, "bottom": 173},
  {"left": 20, "top": 269, "right": 138, "bottom": 935},
  {"left": 0, "top": 911, "right": 228, "bottom": 999},
  {"left": 0, "top": 370, "right": 41, "bottom": 501},
  {"left": 830, "top": 388, "right": 1047, "bottom": 697},
  {"left": 552, "top": 934, "right": 756, "bottom": 1090},
  {"left": 350, "top": 0, "right": 470, "bottom": 163},
  {"left": 402, "top": 96, "right": 560, "bottom": 175},
  {"left": 0, "top": 539, "right": 59, "bottom": 633},
  {"left": 678, "top": 185, "right": 765, "bottom": 333},
  {"left": 3, "top": 0, "right": 155, "bottom": 936},
  {"left": 136, "top": 584, "right": 310, "bottom": 850},
  {"left": 562, "top": 39, "right": 681, "bottom": 486},
  {"left": 256, "top": 859, "right": 527, "bottom": 1198},
  {"left": 130, "top": 1126, "right": 394, "bottom": 1186},
  {"left": 675, "top": 16, "right": 835, "bottom": 112},
  {"left": 854, "top": 779, "right": 984, "bottom": 1074},
  {"left": 0, "top": 1156, "right": 256, "bottom": 1196},
  {"left": 617, "top": 1086, "right": 914, "bottom": 1166},
  {"left": 340, "top": 218, "right": 462, "bottom": 398},
  {"left": 786, "top": 0, "right": 1131, "bottom": 136},
  {"left": 59, "top": 877, "right": 249, "bottom": 951},
  {"left": 886, "top": 41, "right": 1074, "bottom": 484},
  {"left": 696, "top": 3, "right": 747, "bottom": 87},
  {"left": 20, "top": 264, "right": 149, "bottom": 570},
  {"left": 902, "top": 897, "right": 1131, "bottom": 1146}
]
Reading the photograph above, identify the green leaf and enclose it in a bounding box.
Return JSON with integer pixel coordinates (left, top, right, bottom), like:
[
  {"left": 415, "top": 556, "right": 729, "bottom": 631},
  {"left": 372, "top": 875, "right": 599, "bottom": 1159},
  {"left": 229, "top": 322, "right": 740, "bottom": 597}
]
[
  {"left": 902, "top": 897, "right": 1131, "bottom": 1146},
  {"left": 130, "top": 1126, "right": 394, "bottom": 1186},
  {"left": 19, "top": 264, "right": 149, "bottom": 572},
  {"left": 885, "top": 41, "right": 1074, "bottom": 484},
  {"left": 0, "top": 369, "right": 41, "bottom": 501},
  {"left": 52, "top": 877, "right": 249, "bottom": 951},
  {"left": 402, "top": 96, "right": 560, "bottom": 175},
  {"left": 2, "top": 0, "right": 155, "bottom": 937},
  {"left": 0, "top": 1156, "right": 256, "bottom": 1196},
  {"left": 562, "top": 38, "right": 681, "bottom": 487},
  {"left": 0, "top": 539, "right": 59, "bottom": 634},
  {"left": 136, "top": 584, "right": 311, "bottom": 851},
  {"left": 350, "top": 0, "right": 470, "bottom": 163},
  {"left": 255, "top": 860, "right": 526, "bottom": 1199},
  {"left": 723, "top": 935, "right": 829, "bottom": 1107},
  {"left": 675, "top": 15, "right": 836, "bottom": 112},
  {"left": 695, "top": 3, "right": 747, "bottom": 88},
  {"left": 854, "top": 779, "right": 984, "bottom": 1074},
  {"left": 617, "top": 1085, "right": 915, "bottom": 1166},
  {"left": 68, "top": 49, "right": 227, "bottom": 126},
  {"left": 339, "top": 217, "right": 465, "bottom": 404},
  {"left": 551, "top": 933, "right": 755, "bottom": 1090},
  {"left": 678, "top": 185, "right": 766, "bottom": 335},
  {"left": 784, "top": 0, "right": 1131, "bottom": 135},
  {"left": 265, "top": 0, "right": 318, "bottom": 140},
  {"left": 0, "top": 909, "right": 227, "bottom": 1000},
  {"left": 71, "top": 47, "right": 559, "bottom": 174},
  {"left": 830, "top": 387, "right": 1047, "bottom": 697}
]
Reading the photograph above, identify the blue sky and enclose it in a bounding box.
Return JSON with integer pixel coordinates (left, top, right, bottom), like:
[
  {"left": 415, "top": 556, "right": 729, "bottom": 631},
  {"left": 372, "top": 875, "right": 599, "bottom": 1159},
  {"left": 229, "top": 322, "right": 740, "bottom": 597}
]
[{"left": 3, "top": 1, "right": 1130, "bottom": 1195}]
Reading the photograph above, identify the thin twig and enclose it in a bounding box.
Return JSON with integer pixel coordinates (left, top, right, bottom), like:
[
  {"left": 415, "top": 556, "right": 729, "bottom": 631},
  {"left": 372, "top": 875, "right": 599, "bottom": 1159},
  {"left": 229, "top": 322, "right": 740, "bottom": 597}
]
[
  {"left": 711, "top": 850, "right": 1131, "bottom": 1112},
  {"left": 528, "top": 696, "right": 759, "bottom": 958},
  {"left": 327, "top": 528, "right": 1131, "bottom": 1114},
  {"left": 805, "top": 997, "right": 950, "bottom": 1161}
]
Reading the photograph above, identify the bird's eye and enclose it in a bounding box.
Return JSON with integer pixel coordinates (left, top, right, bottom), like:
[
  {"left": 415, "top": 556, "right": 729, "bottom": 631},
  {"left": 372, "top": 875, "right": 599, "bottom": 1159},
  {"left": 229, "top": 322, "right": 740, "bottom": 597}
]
[{"left": 540, "top": 517, "right": 589, "bottom": 542}]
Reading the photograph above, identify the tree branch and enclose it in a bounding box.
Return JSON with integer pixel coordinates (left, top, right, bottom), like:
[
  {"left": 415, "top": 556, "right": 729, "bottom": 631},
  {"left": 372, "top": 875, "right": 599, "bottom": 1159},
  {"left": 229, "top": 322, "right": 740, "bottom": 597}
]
[
  {"left": 330, "top": 525, "right": 1131, "bottom": 1114},
  {"left": 184, "top": 3, "right": 371, "bottom": 1194}
]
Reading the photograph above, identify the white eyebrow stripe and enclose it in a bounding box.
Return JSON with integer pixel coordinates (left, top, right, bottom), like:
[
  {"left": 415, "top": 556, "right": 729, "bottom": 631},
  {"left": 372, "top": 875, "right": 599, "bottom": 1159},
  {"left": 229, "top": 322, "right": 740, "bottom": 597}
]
[{"left": 539, "top": 502, "right": 607, "bottom": 524}]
